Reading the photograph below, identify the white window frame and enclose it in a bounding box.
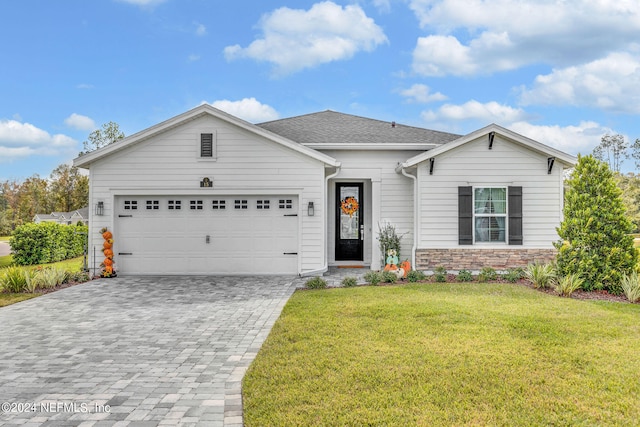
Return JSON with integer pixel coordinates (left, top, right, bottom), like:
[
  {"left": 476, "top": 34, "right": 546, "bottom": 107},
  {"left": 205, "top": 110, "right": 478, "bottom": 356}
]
[{"left": 473, "top": 186, "right": 508, "bottom": 245}]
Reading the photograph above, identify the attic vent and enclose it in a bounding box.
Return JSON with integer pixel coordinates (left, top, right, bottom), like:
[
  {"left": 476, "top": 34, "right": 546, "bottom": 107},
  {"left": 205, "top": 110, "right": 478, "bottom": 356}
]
[
  {"left": 391, "top": 121, "right": 396, "bottom": 128},
  {"left": 201, "top": 133, "right": 213, "bottom": 157}
]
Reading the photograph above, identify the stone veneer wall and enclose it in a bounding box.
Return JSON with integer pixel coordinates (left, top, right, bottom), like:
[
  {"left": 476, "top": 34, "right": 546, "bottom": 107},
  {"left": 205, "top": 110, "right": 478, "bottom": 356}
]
[{"left": 416, "top": 248, "right": 557, "bottom": 271}]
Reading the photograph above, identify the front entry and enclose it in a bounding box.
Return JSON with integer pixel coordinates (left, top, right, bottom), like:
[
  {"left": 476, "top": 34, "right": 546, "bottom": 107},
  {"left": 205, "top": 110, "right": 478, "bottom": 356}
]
[{"left": 335, "top": 183, "right": 364, "bottom": 261}]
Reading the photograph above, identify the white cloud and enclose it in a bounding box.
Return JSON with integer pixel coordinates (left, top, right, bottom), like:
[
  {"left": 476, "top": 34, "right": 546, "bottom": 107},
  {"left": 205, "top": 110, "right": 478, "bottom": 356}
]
[
  {"left": 76, "top": 83, "right": 93, "bottom": 90},
  {"left": 409, "top": 0, "right": 640, "bottom": 77},
  {"left": 421, "top": 100, "right": 530, "bottom": 124},
  {"left": 194, "top": 23, "right": 206, "bottom": 37},
  {"left": 519, "top": 51, "right": 640, "bottom": 113},
  {"left": 224, "top": 1, "right": 388, "bottom": 76},
  {"left": 64, "top": 113, "right": 96, "bottom": 131},
  {"left": 187, "top": 54, "right": 201, "bottom": 62},
  {"left": 206, "top": 98, "right": 280, "bottom": 123},
  {"left": 0, "top": 120, "right": 77, "bottom": 162},
  {"left": 399, "top": 84, "right": 447, "bottom": 103},
  {"left": 509, "top": 121, "right": 613, "bottom": 155}
]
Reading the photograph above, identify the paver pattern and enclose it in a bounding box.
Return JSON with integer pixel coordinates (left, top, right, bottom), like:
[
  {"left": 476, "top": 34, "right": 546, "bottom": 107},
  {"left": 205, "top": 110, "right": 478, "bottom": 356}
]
[{"left": 0, "top": 276, "right": 297, "bottom": 427}]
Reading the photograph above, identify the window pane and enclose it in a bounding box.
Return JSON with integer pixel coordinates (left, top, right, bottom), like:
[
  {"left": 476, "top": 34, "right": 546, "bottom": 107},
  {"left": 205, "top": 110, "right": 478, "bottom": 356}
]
[
  {"left": 475, "top": 187, "right": 506, "bottom": 214},
  {"left": 475, "top": 216, "right": 506, "bottom": 242}
]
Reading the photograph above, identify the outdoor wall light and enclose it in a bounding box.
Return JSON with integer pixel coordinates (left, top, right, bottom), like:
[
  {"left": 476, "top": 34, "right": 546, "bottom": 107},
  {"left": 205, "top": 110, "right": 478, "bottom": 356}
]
[
  {"left": 308, "top": 201, "right": 315, "bottom": 216},
  {"left": 95, "top": 201, "right": 104, "bottom": 216}
]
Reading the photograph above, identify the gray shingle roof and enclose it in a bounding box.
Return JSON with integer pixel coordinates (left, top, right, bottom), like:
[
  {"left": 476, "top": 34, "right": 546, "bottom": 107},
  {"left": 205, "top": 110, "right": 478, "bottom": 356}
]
[{"left": 257, "top": 110, "right": 461, "bottom": 146}]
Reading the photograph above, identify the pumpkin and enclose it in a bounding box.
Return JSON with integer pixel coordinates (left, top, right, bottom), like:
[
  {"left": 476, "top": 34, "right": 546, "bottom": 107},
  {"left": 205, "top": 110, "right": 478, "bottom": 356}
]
[
  {"left": 399, "top": 260, "right": 411, "bottom": 277},
  {"left": 102, "top": 231, "right": 113, "bottom": 240},
  {"left": 103, "top": 249, "right": 114, "bottom": 258},
  {"left": 394, "top": 268, "right": 405, "bottom": 279},
  {"left": 103, "top": 241, "right": 112, "bottom": 250},
  {"left": 103, "top": 258, "right": 113, "bottom": 267},
  {"left": 384, "top": 264, "right": 398, "bottom": 272},
  {"left": 104, "top": 266, "right": 113, "bottom": 274}
]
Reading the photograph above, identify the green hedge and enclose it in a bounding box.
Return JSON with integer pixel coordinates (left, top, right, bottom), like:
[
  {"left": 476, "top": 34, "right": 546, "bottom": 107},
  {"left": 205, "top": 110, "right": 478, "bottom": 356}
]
[{"left": 9, "top": 222, "right": 88, "bottom": 266}]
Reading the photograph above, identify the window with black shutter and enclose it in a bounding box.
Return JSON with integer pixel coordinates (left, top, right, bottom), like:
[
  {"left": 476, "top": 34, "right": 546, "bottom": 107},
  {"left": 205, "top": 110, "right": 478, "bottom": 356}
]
[
  {"left": 508, "top": 186, "right": 523, "bottom": 245},
  {"left": 458, "top": 186, "right": 473, "bottom": 245}
]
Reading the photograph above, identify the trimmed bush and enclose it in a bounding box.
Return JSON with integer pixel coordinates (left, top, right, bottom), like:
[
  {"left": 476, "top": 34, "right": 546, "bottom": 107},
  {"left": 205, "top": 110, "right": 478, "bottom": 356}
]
[
  {"left": 305, "top": 277, "right": 327, "bottom": 289},
  {"left": 457, "top": 269, "right": 474, "bottom": 282},
  {"left": 478, "top": 267, "right": 498, "bottom": 282},
  {"left": 380, "top": 271, "right": 398, "bottom": 284},
  {"left": 407, "top": 270, "right": 426, "bottom": 283},
  {"left": 503, "top": 268, "right": 525, "bottom": 283},
  {"left": 364, "top": 271, "right": 381, "bottom": 286},
  {"left": 341, "top": 277, "right": 358, "bottom": 288},
  {"left": 10, "top": 222, "right": 87, "bottom": 266},
  {"left": 433, "top": 266, "right": 447, "bottom": 283}
]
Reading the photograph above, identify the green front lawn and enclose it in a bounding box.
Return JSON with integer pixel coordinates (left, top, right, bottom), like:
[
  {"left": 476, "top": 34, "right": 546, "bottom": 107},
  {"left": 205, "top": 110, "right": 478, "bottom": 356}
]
[{"left": 243, "top": 283, "right": 640, "bottom": 426}]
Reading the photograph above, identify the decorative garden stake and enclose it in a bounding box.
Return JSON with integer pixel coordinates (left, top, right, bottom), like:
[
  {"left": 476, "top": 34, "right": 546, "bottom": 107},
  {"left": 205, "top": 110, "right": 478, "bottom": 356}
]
[{"left": 100, "top": 227, "right": 116, "bottom": 278}]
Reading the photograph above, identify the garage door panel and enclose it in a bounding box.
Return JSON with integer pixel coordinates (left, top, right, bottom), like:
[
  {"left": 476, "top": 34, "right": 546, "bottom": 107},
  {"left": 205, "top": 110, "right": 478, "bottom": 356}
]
[{"left": 115, "top": 195, "right": 298, "bottom": 275}]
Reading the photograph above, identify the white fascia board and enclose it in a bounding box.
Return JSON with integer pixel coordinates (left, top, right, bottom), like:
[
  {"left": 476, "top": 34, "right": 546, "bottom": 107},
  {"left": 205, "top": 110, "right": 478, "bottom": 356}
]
[
  {"left": 73, "top": 104, "right": 340, "bottom": 169},
  {"left": 401, "top": 124, "right": 577, "bottom": 168},
  {"left": 303, "top": 143, "right": 439, "bottom": 150}
]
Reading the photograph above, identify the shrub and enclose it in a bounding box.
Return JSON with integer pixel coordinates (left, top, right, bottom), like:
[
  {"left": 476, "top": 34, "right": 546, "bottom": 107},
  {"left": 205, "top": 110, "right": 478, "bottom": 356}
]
[
  {"left": 525, "top": 262, "right": 556, "bottom": 289},
  {"left": 478, "top": 267, "right": 498, "bottom": 282},
  {"left": 377, "top": 222, "right": 406, "bottom": 265},
  {"left": 0, "top": 266, "right": 28, "bottom": 293},
  {"left": 457, "top": 269, "right": 474, "bottom": 282},
  {"left": 503, "top": 268, "right": 525, "bottom": 283},
  {"left": 68, "top": 271, "right": 91, "bottom": 283},
  {"left": 341, "top": 276, "right": 358, "bottom": 288},
  {"left": 621, "top": 272, "right": 640, "bottom": 303},
  {"left": 555, "top": 155, "right": 637, "bottom": 294},
  {"left": 305, "top": 277, "right": 327, "bottom": 290},
  {"left": 364, "top": 271, "right": 381, "bottom": 286},
  {"left": 24, "top": 269, "right": 39, "bottom": 293},
  {"left": 555, "top": 274, "right": 584, "bottom": 297},
  {"left": 407, "top": 270, "right": 426, "bottom": 283},
  {"left": 10, "top": 223, "right": 88, "bottom": 266},
  {"left": 433, "top": 266, "right": 447, "bottom": 283},
  {"left": 380, "top": 271, "right": 398, "bottom": 284}
]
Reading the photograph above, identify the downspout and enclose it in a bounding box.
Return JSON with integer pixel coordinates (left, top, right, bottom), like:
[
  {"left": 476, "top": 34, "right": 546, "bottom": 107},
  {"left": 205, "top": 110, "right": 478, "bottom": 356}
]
[
  {"left": 397, "top": 163, "right": 418, "bottom": 271},
  {"left": 300, "top": 164, "right": 341, "bottom": 277}
]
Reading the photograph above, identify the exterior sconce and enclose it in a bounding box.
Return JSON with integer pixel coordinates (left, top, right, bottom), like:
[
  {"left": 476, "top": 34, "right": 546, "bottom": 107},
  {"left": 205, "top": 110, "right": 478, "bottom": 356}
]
[
  {"left": 308, "top": 201, "right": 315, "bottom": 216},
  {"left": 95, "top": 201, "right": 104, "bottom": 216}
]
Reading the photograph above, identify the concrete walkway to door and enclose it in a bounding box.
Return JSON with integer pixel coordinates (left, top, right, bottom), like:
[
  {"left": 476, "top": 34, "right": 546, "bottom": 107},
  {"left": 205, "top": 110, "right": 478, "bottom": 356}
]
[{"left": 0, "top": 276, "right": 297, "bottom": 427}]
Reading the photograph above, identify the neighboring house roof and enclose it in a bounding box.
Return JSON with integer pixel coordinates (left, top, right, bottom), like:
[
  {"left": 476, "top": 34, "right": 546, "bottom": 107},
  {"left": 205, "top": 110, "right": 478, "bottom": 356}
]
[
  {"left": 73, "top": 104, "right": 340, "bottom": 169},
  {"left": 33, "top": 208, "right": 88, "bottom": 224},
  {"left": 257, "top": 110, "right": 461, "bottom": 150},
  {"left": 401, "top": 123, "right": 577, "bottom": 169}
]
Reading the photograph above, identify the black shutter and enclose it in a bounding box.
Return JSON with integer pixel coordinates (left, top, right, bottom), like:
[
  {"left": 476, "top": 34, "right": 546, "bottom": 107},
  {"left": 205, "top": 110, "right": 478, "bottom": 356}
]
[
  {"left": 201, "top": 133, "right": 213, "bottom": 157},
  {"left": 508, "top": 186, "right": 523, "bottom": 245},
  {"left": 458, "top": 186, "right": 473, "bottom": 245}
]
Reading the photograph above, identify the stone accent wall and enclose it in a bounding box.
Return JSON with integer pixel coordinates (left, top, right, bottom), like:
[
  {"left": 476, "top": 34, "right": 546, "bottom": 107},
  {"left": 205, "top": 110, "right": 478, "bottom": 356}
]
[{"left": 416, "top": 248, "right": 557, "bottom": 271}]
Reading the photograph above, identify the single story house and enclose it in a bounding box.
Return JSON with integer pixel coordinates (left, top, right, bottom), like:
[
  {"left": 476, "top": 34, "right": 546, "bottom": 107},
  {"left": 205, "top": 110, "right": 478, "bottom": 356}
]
[
  {"left": 33, "top": 207, "right": 89, "bottom": 226},
  {"left": 73, "top": 104, "right": 576, "bottom": 276}
]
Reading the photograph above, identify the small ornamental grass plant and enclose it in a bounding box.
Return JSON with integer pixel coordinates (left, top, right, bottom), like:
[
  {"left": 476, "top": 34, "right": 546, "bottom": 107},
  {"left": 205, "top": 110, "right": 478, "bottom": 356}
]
[
  {"left": 525, "top": 262, "right": 556, "bottom": 289},
  {"left": 0, "top": 266, "right": 28, "bottom": 293},
  {"left": 621, "top": 271, "right": 640, "bottom": 303},
  {"left": 305, "top": 277, "right": 327, "bottom": 290},
  {"left": 555, "top": 274, "right": 584, "bottom": 297}
]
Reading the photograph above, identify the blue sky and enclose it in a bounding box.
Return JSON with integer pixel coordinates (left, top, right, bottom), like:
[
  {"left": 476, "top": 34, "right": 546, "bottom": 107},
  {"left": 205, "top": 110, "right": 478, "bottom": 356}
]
[{"left": 2, "top": 0, "right": 640, "bottom": 180}]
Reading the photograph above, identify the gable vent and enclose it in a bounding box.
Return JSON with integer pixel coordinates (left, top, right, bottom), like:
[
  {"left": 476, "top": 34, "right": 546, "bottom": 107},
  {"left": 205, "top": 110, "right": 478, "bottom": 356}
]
[{"left": 201, "top": 133, "right": 213, "bottom": 157}]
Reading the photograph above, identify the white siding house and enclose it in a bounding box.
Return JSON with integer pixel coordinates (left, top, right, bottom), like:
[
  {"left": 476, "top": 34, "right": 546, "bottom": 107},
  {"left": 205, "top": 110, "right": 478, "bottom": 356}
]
[{"left": 74, "top": 105, "right": 575, "bottom": 276}]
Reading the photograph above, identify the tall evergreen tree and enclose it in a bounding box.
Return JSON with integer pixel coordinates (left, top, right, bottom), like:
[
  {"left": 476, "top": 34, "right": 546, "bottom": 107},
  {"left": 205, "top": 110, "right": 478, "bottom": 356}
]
[{"left": 555, "top": 155, "right": 638, "bottom": 294}]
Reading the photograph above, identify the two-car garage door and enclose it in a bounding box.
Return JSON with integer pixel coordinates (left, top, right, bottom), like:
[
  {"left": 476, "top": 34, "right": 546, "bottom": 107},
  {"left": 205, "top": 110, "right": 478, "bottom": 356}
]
[{"left": 114, "top": 195, "right": 299, "bottom": 275}]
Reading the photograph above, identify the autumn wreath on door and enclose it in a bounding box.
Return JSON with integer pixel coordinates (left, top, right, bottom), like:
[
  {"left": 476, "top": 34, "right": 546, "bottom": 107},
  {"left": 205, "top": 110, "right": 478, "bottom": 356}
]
[{"left": 340, "top": 196, "right": 359, "bottom": 217}]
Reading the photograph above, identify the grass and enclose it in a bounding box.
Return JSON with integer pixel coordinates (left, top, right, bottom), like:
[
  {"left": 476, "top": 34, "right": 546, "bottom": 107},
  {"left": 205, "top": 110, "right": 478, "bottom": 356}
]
[{"left": 243, "top": 283, "right": 640, "bottom": 426}]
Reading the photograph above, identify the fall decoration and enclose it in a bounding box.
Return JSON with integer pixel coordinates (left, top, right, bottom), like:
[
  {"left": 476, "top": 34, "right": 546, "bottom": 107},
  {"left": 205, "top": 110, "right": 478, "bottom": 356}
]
[
  {"left": 100, "top": 227, "right": 116, "bottom": 278},
  {"left": 340, "top": 196, "right": 359, "bottom": 217}
]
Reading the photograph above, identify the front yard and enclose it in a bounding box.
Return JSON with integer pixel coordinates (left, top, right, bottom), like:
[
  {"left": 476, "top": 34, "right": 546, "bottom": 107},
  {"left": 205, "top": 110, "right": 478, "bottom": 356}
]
[{"left": 243, "top": 283, "right": 640, "bottom": 426}]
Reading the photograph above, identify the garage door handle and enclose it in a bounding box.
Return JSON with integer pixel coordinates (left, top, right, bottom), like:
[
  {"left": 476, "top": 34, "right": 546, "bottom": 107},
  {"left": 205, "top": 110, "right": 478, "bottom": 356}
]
[
  {"left": 284, "top": 214, "right": 298, "bottom": 217},
  {"left": 118, "top": 215, "right": 133, "bottom": 218},
  {"left": 119, "top": 252, "right": 133, "bottom": 256},
  {"left": 283, "top": 252, "right": 298, "bottom": 255}
]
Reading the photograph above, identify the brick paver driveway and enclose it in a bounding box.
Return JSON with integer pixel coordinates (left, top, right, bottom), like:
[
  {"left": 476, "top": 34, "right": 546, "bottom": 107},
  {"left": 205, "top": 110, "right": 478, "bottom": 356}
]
[{"left": 0, "top": 276, "right": 298, "bottom": 426}]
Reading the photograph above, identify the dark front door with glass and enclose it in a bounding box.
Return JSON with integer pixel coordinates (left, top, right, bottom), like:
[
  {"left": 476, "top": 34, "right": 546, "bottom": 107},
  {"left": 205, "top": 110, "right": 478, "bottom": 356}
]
[{"left": 335, "top": 183, "right": 363, "bottom": 261}]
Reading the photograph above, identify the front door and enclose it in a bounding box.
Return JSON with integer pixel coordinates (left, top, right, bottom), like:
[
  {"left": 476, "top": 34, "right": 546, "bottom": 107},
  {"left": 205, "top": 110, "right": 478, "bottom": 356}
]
[{"left": 335, "top": 183, "right": 364, "bottom": 261}]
